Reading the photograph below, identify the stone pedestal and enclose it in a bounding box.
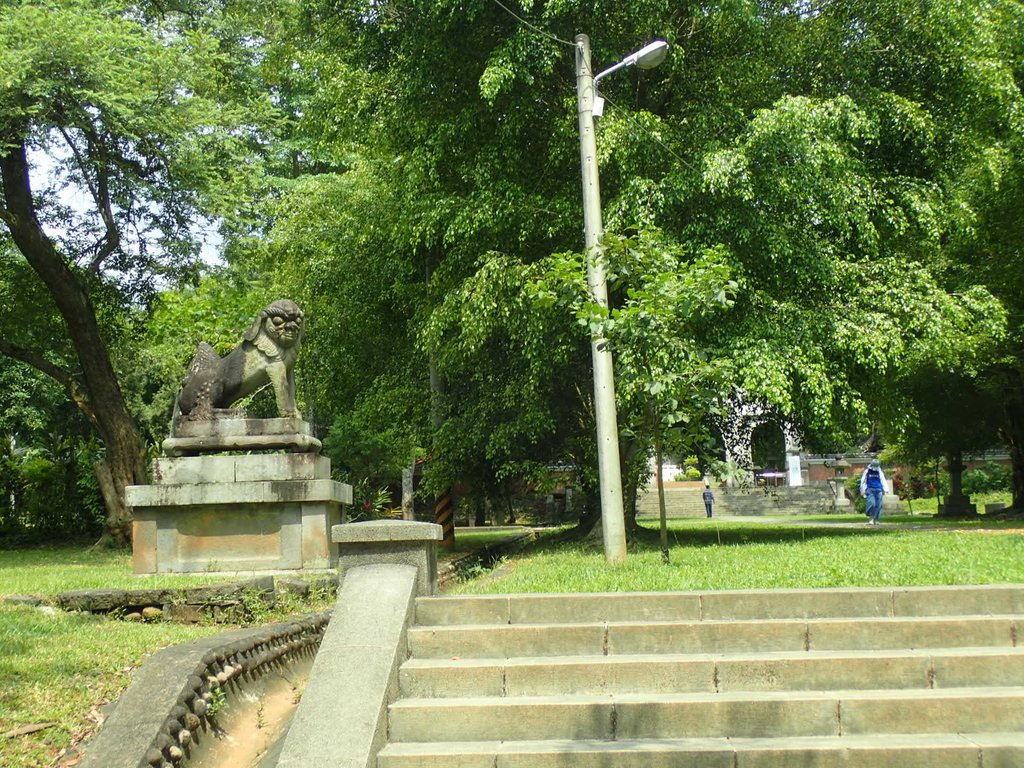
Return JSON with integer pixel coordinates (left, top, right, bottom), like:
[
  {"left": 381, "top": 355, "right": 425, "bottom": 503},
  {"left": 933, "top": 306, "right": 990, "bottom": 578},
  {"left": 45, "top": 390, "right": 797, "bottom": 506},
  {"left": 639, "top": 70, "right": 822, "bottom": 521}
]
[
  {"left": 162, "top": 415, "right": 322, "bottom": 456},
  {"left": 129, "top": 421, "right": 351, "bottom": 575},
  {"left": 938, "top": 493, "right": 978, "bottom": 518},
  {"left": 332, "top": 520, "right": 443, "bottom": 596}
]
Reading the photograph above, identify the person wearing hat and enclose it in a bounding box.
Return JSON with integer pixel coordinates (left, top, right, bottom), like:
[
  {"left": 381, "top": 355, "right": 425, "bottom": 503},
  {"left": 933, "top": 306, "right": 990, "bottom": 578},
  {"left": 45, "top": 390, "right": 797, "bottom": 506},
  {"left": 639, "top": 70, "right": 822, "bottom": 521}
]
[{"left": 859, "top": 459, "right": 889, "bottom": 525}]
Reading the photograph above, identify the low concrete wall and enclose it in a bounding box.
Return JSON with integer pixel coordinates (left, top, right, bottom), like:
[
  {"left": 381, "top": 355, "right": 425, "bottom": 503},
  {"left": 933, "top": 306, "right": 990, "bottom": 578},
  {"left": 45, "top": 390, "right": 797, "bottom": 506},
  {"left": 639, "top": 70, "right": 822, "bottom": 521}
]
[
  {"left": 274, "top": 564, "right": 419, "bottom": 768},
  {"left": 80, "top": 614, "right": 329, "bottom": 768}
]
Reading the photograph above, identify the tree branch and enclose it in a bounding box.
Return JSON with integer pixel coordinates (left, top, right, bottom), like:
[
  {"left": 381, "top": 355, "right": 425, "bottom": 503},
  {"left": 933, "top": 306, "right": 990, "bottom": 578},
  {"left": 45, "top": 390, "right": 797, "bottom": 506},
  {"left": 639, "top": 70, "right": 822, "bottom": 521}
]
[
  {"left": 56, "top": 125, "right": 121, "bottom": 271},
  {"left": 0, "top": 337, "right": 99, "bottom": 425}
]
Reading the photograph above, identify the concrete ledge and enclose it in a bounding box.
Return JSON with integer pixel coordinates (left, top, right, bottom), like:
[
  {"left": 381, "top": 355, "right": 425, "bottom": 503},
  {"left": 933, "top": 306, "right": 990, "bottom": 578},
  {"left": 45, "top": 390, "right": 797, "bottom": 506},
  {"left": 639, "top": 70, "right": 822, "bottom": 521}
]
[
  {"left": 276, "top": 564, "right": 418, "bottom": 768},
  {"left": 151, "top": 453, "right": 332, "bottom": 485},
  {"left": 334, "top": 520, "right": 442, "bottom": 544},
  {"left": 333, "top": 521, "right": 442, "bottom": 597},
  {"left": 80, "top": 613, "right": 329, "bottom": 768},
  {"left": 127, "top": 479, "right": 353, "bottom": 507}
]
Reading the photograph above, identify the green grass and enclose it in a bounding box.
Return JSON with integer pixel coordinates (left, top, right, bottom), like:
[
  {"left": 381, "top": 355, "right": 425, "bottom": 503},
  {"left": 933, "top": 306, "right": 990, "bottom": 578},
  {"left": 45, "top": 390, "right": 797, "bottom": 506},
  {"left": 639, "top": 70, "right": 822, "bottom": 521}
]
[
  {"left": 0, "top": 546, "right": 331, "bottom": 768},
  {"left": 4, "top": 515, "right": 1023, "bottom": 765},
  {"left": 891, "top": 491, "right": 1011, "bottom": 516},
  {"left": 442, "top": 526, "right": 532, "bottom": 557},
  {"left": 1, "top": 606, "right": 221, "bottom": 767},
  {"left": 451, "top": 516, "right": 1024, "bottom": 594},
  {"left": 0, "top": 546, "right": 229, "bottom": 597}
]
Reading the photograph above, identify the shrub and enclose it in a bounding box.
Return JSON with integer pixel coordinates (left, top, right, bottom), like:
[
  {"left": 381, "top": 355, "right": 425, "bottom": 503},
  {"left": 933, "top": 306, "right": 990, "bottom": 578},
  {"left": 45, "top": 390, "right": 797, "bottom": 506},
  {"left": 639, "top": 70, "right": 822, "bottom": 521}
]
[{"left": 962, "top": 461, "right": 1012, "bottom": 495}]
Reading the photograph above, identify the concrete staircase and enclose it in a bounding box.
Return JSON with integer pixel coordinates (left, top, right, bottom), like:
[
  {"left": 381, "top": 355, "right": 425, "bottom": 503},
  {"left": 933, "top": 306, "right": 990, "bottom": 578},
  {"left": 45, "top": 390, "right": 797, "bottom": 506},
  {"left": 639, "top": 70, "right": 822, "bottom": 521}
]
[
  {"left": 377, "top": 585, "right": 1024, "bottom": 767},
  {"left": 636, "top": 485, "right": 837, "bottom": 518}
]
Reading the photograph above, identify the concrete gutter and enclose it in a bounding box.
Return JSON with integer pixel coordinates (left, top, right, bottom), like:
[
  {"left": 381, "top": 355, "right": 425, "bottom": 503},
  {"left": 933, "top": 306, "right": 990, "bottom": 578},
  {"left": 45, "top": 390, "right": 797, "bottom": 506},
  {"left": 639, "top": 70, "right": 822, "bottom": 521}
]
[
  {"left": 274, "top": 564, "right": 419, "bottom": 768},
  {"left": 80, "top": 613, "right": 329, "bottom": 768}
]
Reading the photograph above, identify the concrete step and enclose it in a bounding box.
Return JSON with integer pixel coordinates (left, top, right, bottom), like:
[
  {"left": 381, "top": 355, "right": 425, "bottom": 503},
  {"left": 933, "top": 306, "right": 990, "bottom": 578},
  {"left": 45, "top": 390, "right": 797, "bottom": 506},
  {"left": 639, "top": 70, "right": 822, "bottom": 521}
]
[
  {"left": 377, "top": 733, "right": 1024, "bottom": 768},
  {"left": 414, "top": 585, "right": 1024, "bottom": 626},
  {"left": 407, "top": 615, "right": 1020, "bottom": 658},
  {"left": 399, "top": 647, "right": 1024, "bottom": 698},
  {"left": 381, "top": 586, "right": 1024, "bottom": 767},
  {"left": 386, "top": 687, "right": 1024, "bottom": 742}
]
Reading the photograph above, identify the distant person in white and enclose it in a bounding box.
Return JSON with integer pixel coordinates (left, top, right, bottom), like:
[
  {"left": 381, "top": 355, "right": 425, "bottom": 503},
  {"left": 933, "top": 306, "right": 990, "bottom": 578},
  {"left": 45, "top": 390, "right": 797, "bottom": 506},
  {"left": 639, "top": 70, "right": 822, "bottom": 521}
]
[{"left": 859, "top": 459, "right": 889, "bottom": 525}]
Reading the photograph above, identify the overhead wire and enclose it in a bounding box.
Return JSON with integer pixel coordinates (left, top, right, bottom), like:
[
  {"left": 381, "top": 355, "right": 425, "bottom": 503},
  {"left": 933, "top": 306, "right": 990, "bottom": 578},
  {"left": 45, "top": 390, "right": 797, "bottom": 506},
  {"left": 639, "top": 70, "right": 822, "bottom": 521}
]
[
  {"left": 485, "top": 0, "right": 695, "bottom": 173},
  {"left": 486, "top": 0, "right": 576, "bottom": 47},
  {"left": 598, "top": 91, "right": 699, "bottom": 174}
]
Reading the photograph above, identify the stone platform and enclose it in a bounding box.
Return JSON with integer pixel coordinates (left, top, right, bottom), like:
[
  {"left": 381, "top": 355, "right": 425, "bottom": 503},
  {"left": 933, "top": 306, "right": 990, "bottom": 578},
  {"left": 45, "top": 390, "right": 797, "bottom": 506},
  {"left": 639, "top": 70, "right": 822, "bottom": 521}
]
[
  {"left": 161, "top": 415, "right": 322, "bottom": 456},
  {"left": 128, "top": 446, "right": 351, "bottom": 575}
]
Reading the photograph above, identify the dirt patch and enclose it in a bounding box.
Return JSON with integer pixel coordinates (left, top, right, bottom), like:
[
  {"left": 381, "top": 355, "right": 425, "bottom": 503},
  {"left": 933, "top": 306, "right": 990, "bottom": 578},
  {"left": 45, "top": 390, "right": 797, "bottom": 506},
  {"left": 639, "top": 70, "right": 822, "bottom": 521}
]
[{"left": 187, "top": 657, "right": 312, "bottom": 768}]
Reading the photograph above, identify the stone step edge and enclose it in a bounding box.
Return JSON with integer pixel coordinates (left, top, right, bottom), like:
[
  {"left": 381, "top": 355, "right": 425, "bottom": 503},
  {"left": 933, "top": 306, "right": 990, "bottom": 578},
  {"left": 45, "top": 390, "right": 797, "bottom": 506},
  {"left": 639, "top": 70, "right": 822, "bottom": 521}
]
[
  {"left": 414, "top": 585, "right": 1024, "bottom": 625},
  {"left": 378, "top": 732, "right": 1024, "bottom": 757},
  {"left": 389, "top": 684, "right": 1024, "bottom": 708},
  {"left": 401, "top": 645, "right": 1024, "bottom": 668},
  {"left": 409, "top": 613, "right": 1024, "bottom": 631}
]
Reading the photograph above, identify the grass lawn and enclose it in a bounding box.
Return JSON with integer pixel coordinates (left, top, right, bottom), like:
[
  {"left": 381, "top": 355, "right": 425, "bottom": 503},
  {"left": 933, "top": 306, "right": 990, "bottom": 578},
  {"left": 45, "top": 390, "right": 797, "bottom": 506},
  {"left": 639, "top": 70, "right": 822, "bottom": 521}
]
[
  {"left": 0, "top": 546, "right": 331, "bottom": 768},
  {"left": 441, "top": 526, "right": 531, "bottom": 557},
  {"left": 450, "top": 515, "right": 1024, "bottom": 594},
  {"left": 3, "top": 515, "right": 1023, "bottom": 766}
]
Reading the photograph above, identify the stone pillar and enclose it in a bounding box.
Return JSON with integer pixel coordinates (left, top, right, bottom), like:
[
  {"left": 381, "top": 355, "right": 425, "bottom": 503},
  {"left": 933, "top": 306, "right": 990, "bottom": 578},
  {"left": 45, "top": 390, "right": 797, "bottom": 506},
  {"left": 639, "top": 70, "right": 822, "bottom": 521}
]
[
  {"left": 332, "top": 520, "right": 443, "bottom": 596},
  {"left": 938, "top": 451, "right": 978, "bottom": 517}
]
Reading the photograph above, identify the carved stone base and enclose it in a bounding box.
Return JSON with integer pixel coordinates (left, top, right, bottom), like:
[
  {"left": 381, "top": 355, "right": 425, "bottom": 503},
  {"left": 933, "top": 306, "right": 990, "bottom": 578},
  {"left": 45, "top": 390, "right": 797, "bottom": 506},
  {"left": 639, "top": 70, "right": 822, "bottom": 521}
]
[
  {"left": 162, "top": 416, "right": 322, "bottom": 456},
  {"left": 128, "top": 452, "right": 351, "bottom": 574},
  {"left": 937, "top": 493, "right": 979, "bottom": 518}
]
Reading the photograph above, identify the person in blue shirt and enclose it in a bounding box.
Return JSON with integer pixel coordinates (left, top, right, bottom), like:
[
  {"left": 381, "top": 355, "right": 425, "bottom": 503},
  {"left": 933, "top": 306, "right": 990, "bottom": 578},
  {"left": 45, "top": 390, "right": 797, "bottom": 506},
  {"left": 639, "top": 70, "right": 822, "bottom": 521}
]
[
  {"left": 859, "top": 459, "right": 889, "bottom": 525},
  {"left": 702, "top": 483, "right": 715, "bottom": 518}
]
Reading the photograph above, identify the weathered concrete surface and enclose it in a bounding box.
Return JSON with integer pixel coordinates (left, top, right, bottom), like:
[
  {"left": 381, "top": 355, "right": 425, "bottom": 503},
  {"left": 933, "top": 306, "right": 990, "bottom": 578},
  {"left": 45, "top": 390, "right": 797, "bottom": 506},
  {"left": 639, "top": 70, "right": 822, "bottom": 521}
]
[
  {"left": 275, "top": 564, "right": 418, "bottom": 768},
  {"left": 151, "top": 452, "right": 331, "bottom": 485},
  {"left": 129, "top": 448, "right": 351, "bottom": 575},
  {"left": 55, "top": 576, "right": 275, "bottom": 612},
  {"left": 333, "top": 520, "right": 442, "bottom": 597},
  {"left": 80, "top": 615, "right": 328, "bottom": 768},
  {"left": 162, "top": 416, "right": 321, "bottom": 456},
  {"left": 378, "top": 585, "right": 1024, "bottom": 767}
]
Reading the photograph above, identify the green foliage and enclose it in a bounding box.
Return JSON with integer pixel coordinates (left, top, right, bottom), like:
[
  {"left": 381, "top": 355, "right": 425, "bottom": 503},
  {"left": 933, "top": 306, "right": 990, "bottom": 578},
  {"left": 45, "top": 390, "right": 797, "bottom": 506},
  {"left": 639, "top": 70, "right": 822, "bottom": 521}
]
[
  {"left": 128, "top": 273, "right": 272, "bottom": 440},
  {"left": 844, "top": 474, "right": 867, "bottom": 515},
  {"left": 0, "top": 0, "right": 277, "bottom": 286},
  {"left": 186, "top": 0, "right": 1024, "bottom": 521},
  {"left": 0, "top": 435, "right": 106, "bottom": 544},
  {"left": 962, "top": 461, "right": 1013, "bottom": 495},
  {"left": 710, "top": 458, "right": 754, "bottom": 490}
]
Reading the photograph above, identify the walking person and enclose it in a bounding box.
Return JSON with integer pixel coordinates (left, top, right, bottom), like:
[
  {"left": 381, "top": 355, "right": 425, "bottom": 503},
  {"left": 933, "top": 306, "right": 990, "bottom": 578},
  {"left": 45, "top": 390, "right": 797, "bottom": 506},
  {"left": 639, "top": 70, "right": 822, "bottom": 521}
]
[
  {"left": 703, "top": 482, "right": 715, "bottom": 518},
  {"left": 859, "top": 459, "right": 889, "bottom": 525}
]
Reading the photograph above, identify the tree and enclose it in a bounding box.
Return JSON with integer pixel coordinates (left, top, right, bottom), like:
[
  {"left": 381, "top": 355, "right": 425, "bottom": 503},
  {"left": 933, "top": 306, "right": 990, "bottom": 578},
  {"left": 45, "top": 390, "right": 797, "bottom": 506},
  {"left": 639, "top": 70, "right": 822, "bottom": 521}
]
[
  {"left": 253, "top": 0, "right": 1019, "bottom": 531},
  {"left": 0, "top": 0, "right": 275, "bottom": 542}
]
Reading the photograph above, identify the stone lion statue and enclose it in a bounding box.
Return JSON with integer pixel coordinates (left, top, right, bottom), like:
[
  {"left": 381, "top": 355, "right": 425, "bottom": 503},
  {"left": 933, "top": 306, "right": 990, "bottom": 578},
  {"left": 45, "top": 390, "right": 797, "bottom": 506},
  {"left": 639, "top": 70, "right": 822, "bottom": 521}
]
[{"left": 175, "top": 299, "right": 305, "bottom": 421}]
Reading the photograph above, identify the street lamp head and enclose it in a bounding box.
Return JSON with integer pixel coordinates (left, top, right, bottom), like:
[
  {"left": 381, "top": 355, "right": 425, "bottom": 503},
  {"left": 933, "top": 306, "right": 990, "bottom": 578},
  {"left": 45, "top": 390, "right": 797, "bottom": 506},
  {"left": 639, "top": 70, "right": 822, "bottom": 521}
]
[
  {"left": 631, "top": 40, "right": 669, "bottom": 69},
  {"left": 593, "top": 39, "right": 670, "bottom": 85}
]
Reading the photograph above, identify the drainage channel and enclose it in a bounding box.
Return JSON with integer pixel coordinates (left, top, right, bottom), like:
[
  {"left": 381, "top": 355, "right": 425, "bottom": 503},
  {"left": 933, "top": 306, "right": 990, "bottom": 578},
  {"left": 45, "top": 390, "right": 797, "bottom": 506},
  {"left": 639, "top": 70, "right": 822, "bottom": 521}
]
[{"left": 185, "top": 656, "right": 311, "bottom": 768}]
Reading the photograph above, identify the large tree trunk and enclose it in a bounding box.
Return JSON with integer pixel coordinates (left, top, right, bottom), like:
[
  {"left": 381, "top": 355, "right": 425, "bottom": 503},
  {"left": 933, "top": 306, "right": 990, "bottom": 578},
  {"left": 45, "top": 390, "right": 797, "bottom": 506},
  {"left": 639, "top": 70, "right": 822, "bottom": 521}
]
[
  {"left": 0, "top": 142, "right": 147, "bottom": 544},
  {"left": 654, "top": 430, "right": 669, "bottom": 563},
  {"left": 1001, "top": 370, "right": 1024, "bottom": 511}
]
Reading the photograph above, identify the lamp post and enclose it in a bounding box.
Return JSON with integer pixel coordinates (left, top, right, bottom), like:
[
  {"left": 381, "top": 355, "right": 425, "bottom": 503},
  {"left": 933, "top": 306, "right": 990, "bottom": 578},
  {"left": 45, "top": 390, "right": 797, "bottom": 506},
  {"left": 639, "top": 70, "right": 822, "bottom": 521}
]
[{"left": 575, "top": 34, "right": 669, "bottom": 565}]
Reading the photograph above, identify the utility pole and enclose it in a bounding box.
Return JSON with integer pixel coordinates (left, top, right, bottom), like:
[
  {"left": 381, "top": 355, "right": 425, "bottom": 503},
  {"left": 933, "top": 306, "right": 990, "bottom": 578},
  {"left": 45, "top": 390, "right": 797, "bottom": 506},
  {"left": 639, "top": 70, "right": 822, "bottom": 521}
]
[{"left": 575, "top": 33, "right": 628, "bottom": 564}]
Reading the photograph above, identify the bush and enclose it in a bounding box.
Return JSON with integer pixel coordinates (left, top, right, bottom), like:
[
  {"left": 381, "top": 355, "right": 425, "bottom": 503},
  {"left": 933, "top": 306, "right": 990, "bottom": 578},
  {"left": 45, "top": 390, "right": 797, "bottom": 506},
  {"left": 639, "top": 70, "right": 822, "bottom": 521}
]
[
  {"left": 962, "top": 461, "right": 1012, "bottom": 495},
  {"left": 684, "top": 467, "right": 702, "bottom": 480},
  {"left": 0, "top": 436, "right": 105, "bottom": 544},
  {"left": 844, "top": 474, "right": 866, "bottom": 515},
  {"left": 892, "top": 469, "right": 935, "bottom": 500}
]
